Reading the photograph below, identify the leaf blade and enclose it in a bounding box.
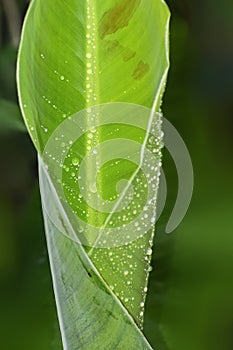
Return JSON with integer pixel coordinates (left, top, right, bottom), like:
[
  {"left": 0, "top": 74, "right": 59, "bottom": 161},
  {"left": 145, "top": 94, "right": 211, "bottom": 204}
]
[{"left": 17, "top": 0, "right": 170, "bottom": 348}]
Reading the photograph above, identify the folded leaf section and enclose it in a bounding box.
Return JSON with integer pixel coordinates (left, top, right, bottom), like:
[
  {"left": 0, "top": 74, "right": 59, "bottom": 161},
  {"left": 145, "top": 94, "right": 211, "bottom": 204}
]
[{"left": 39, "top": 157, "right": 152, "bottom": 350}]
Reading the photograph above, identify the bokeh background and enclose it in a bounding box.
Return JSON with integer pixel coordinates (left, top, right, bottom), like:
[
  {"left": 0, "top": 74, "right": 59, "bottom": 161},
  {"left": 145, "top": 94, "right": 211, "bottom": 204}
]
[{"left": 0, "top": 0, "right": 233, "bottom": 349}]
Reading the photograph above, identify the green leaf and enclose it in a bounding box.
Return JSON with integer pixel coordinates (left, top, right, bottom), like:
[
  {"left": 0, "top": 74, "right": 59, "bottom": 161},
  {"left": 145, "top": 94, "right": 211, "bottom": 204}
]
[
  {"left": 17, "top": 0, "right": 170, "bottom": 348},
  {"left": 0, "top": 99, "right": 26, "bottom": 133}
]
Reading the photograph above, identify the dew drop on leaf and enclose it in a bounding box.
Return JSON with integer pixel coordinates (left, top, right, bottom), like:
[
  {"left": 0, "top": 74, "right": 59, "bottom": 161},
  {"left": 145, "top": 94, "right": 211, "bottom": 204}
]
[
  {"left": 146, "top": 248, "right": 152, "bottom": 256},
  {"left": 72, "top": 158, "right": 79, "bottom": 166}
]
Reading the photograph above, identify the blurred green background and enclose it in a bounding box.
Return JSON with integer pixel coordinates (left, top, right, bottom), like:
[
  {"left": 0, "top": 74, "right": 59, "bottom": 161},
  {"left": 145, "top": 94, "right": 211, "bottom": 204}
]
[{"left": 0, "top": 1, "right": 233, "bottom": 349}]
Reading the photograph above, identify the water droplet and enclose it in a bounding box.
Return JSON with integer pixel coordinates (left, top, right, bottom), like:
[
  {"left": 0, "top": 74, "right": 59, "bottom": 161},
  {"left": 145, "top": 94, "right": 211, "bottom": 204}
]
[
  {"left": 146, "top": 248, "right": 153, "bottom": 256},
  {"left": 151, "top": 217, "right": 156, "bottom": 224},
  {"left": 90, "top": 183, "right": 97, "bottom": 193},
  {"left": 72, "top": 158, "right": 79, "bottom": 166}
]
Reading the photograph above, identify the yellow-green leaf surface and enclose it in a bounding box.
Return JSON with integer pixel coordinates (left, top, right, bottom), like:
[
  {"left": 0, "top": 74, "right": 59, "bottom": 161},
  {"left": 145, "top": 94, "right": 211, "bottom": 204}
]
[{"left": 17, "top": 0, "right": 170, "bottom": 349}]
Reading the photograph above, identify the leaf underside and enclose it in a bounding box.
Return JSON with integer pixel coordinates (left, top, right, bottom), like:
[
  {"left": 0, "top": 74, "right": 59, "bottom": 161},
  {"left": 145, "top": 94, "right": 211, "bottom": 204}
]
[{"left": 17, "top": 0, "right": 170, "bottom": 349}]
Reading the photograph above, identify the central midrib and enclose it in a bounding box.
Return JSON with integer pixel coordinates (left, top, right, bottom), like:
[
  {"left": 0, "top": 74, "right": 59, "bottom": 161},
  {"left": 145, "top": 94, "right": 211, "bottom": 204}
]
[{"left": 84, "top": 1, "right": 103, "bottom": 241}]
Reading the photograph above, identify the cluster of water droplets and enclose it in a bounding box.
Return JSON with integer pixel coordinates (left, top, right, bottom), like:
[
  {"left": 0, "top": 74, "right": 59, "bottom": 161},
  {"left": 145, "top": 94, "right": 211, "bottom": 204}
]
[
  {"left": 22, "top": 51, "right": 73, "bottom": 143},
  {"left": 90, "top": 232, "right": 155, "bottom": 328},
  {"left": 85, "top": 1, "right": 98, "bottom": 106},
  {"left": 42, "top": 104, "right": 163, "bottom": 246},
  {"left": 41, "top": 102, "right": 163, "bottom": 327}
]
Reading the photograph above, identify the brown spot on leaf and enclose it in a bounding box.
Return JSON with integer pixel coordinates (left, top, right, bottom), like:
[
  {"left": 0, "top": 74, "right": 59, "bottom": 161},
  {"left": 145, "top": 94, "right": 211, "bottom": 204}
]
[
  {"left": 123, "top": 48, "right": 136, "bottom": 62},
  {"left": 99, "top": 0, "right": 141, "bottom": 39},
  {"left": 104, "top": 40, "right": 136, "bottom": 62},
  {"left": 132, "top": 60, "right": 150, "bottom": 80},
  {"left": 104, "top": 40, "right": 120, "bottom": 53}
]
